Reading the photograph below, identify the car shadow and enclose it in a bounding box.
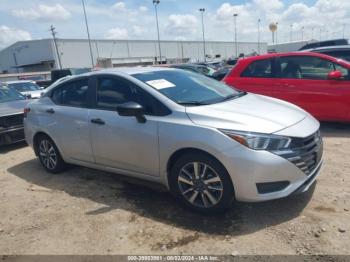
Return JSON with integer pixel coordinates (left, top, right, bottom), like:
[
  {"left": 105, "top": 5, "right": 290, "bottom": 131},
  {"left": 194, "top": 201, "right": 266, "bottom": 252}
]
[
  {"left": 320, "top": 122, "right": 350, "bottom": 138},
  {"left": 0, "top": 141, "right": 27, "bottom": 154},
  {"left": 8, "top": 158, "right": 315, "bottom": 237}
]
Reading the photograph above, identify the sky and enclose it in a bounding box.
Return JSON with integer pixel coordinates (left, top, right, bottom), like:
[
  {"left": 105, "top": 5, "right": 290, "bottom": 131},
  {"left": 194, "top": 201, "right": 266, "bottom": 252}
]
[{"left": 0, "top": 0, "right": 350, "bottom": 50}]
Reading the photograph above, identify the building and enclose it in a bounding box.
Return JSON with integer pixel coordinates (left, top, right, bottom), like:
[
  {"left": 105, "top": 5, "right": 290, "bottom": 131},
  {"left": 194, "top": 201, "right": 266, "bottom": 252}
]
[{"left": 0, "top": 38, "right": 267, "bottom": 74}]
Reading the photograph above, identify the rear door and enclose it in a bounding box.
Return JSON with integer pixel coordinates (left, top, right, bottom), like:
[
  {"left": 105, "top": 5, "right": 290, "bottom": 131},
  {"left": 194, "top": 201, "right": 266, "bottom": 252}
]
[
  {"left": 44, "top": 77, "right": 94, "bottom": 163},
  {"left": 229, "top": 58, "right": 278, "bottom": 97},
  {"left": 275, "top": 55, "right": 350, "bottom": 120}
]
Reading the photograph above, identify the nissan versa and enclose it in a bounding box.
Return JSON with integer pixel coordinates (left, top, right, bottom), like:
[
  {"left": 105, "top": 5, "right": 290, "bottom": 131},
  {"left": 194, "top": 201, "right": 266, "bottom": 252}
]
[{"left": 24, "top": 68, "right": 323, "bottom": 212}]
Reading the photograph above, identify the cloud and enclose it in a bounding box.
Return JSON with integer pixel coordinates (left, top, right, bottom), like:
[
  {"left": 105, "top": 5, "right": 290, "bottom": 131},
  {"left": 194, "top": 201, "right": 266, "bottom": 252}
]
[
  {"left": 12, "top": 4, "right": 71, "bottom": 22},
  {"left": 112, "top": 2, "right": 126, "bottom": 11},
  {"left": 132, "top": 25, "right": 146, "bottom": 36},
  {"left": 0, "top": 25, "right": 31, "bottom": 50},
  {"left": 105, "top": 27, "right": 129, "bottom": 39},
  {"left": 165, "top": 14, "right": 198, "bottom": 36},
  {"left": 139, "top": 6, "right": 148, "bottom": 12}
]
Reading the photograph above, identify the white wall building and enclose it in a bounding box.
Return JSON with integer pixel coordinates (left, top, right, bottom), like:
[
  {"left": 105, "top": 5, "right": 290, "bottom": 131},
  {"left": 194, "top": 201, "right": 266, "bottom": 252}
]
[{"left": 0, "top": 39, "right": 267, "bottom": 73}]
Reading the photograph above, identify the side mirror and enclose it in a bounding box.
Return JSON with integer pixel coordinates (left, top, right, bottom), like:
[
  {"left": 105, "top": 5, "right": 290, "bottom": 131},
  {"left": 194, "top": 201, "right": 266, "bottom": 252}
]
[
  {"left": 116, "top": 102, "right": 146, "bottom": 123},
  {"left": 327, "top": 70, "right": 343, "bottom": 80}
]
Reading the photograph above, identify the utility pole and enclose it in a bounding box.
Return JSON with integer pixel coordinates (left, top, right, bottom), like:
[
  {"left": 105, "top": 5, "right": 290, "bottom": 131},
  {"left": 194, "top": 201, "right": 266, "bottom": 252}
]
[
  {"left": 258, "top": 19, "right": 261, "bottom": 54},
  {"left": 82, "top": 0, "right": 94, "bottom": 68},
  {"left": 49, "top": 25, "right": 62, "bottom": 69},
  {"left": 233, "top": 13, "right": 238, "bottom": 58},
  {"left": 311, "top": 27, "right": 314, "bottom": 40},
  {"left": 343, "top": 24, "right": 346, "bottom": 39},
  {"left": 276, "top": 22, "right": 279, "bottom": 44},
  {"left": 153, "top": 0, "right": 162, "bottom": 64},
  {"left": 199, "top": 8, "right": 206, "bottom": 62}
]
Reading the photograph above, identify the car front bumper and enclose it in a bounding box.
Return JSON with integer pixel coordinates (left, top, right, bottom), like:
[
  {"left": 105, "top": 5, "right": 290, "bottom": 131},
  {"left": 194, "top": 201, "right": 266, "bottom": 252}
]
[
  {"left": 0, "top": 126, "right": 25, "bottom": 146},
  {"left": 218, "top": 137, "right": 323, "bottom": 202}
]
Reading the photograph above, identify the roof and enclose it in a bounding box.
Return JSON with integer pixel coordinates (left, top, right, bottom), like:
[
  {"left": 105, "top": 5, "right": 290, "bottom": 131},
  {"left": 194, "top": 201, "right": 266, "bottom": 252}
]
[
  {"left": 5, "top": 80, "right": 34, "bottom": 84},
  {"left": 303, "top": 45, "right": 350, "bottom": 52},
  {"left": 93, "top": 66, "right": 176, "bottom": 75}
]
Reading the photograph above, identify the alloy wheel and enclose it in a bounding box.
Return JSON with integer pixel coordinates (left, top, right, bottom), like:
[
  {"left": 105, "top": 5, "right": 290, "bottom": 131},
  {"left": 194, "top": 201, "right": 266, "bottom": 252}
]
[
  {"left": 177, "top": 162, "right": 224, "bottom": 208},
  {"left": 39, "top": 139, "right": 58, "bottom": 170}
]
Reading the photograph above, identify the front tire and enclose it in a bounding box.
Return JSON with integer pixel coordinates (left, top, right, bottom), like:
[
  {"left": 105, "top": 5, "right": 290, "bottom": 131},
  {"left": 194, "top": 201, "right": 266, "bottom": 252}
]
[
  {"left": 169, "top": 152, "right": 234, "bottom": 213},
  {"left": 36, "top": 135, "right": 66, "bottom": 174}
]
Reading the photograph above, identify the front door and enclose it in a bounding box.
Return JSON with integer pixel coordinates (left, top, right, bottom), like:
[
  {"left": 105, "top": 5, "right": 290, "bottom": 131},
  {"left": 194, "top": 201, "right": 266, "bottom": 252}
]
[
  {"left": 275, "top": 55, "right": 350, "bottom": 121},
  {"left": 89, "top": 75, "right": 160, "bottom": 176}
]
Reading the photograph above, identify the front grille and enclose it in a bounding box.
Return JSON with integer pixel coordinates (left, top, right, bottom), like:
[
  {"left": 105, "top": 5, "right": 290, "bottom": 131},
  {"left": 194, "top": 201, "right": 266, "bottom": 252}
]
[
  {"left": 0, "top": 113, "right": 24, "bottom": 129},
  {"left": 275, "top": 130, "right": 323, "bottom": 176}
]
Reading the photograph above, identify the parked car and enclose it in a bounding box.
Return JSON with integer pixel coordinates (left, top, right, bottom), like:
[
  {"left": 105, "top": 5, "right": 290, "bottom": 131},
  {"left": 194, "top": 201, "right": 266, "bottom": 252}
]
[
  {"left": 197, "top": 61, "right": 225, "bottom": 70},
  {"left": 6, "top": 80, "right": 44, "bottom": 99},
  {"left": 223, "top": 52, "right": 350, "bottom": 122},
  {"left": 24, "top": 68, "right": 322, "bottom": 212},
  {"left": 299, "top": 39, "right": 348, "bottom": 51},
  {"left": 304, "top": 45, "right": 350, "bottom": 62},
  {"left": 0, "top": 85, "right": 28, "bottom": 146},
  {"left": 211, "top": 66, "right": 232, "bottom": 81},
  {"left": 170, "top": 64, "right": 216, "bottom": 78}
]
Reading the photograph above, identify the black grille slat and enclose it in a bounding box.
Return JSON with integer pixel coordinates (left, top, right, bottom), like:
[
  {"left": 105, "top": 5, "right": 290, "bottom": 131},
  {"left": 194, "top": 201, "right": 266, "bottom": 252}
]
[
  {"left": 278, "top": 130, "right": 323, "bottom": 176},
  {"left": 0, "top": 114, "right": 24, "bottom": 128}
]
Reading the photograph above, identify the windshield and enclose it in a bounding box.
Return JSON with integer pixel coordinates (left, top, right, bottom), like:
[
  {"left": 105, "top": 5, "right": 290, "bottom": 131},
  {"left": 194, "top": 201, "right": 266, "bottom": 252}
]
[
  {"left": 7, "top": 82, "right": 41, "bottom": 92},
  {"left": 0, "top": 87, "right": 25, "bottom": 103},
  {"left": 133, "top": 70, "right": 242, "bottom": 105}
]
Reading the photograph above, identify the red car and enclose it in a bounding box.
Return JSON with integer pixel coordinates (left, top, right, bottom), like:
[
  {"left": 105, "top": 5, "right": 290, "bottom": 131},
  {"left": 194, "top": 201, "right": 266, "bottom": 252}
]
[{"left": 223, "top": 52, "right": 350, "bottom": 122}]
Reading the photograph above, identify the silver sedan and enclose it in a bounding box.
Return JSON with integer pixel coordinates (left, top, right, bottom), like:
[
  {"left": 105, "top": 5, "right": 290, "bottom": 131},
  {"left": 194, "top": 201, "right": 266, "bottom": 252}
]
[{"left": 24, "top": 68, "right": 323, "bottom": 212}]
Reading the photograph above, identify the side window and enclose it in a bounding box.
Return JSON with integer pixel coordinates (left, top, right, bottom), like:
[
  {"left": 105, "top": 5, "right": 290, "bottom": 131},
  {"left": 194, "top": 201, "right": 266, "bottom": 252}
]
[
  {"left": 96, "top": 76, "right": 170, "bottom": 116},
  {"left": 279, "top": 56, "right": 334, "bottom": 80},
  {"left": 51, "top": 78, "right": 89, "bottom": 107},
  {"left": 97, "top": 77, "right": 133, "bottom": 109},
  {"left": 241, "top": 59, "right": 272, "bottom": 78}
]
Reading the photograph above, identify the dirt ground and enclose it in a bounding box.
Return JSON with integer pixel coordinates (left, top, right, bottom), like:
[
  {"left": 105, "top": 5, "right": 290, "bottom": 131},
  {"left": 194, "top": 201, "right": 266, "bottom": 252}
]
[{"left": 0, "top": 122, "right": 349, "bottom": 255}]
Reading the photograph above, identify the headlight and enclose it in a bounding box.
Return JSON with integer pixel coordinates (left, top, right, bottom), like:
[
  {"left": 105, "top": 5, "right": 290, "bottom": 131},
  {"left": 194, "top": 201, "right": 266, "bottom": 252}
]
[{"left": 219, "top": 129, "right": 291, "bottom": 151}]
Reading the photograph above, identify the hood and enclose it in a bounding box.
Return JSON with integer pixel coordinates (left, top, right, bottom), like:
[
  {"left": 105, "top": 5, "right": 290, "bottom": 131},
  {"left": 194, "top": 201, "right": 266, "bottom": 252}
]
[
  {"left": 21, "top": 90, "right": 44, "bottom": 98},
  {"left": 185, "top": 93, "right": 307, "bottom": 134},
  {"left": 0, "top": 99, "right": 29, "bottom": 117}
]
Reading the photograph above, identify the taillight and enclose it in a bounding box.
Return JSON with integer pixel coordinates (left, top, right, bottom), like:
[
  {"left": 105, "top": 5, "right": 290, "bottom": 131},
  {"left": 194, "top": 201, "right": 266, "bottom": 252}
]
[{"left": 24, "top": 108, "right": 31, "bottom": 118}]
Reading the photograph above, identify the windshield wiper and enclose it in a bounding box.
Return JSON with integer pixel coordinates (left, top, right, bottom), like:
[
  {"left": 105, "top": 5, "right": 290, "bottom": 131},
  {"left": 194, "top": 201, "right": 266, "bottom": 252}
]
[
  {"left": 177, "top": 101, "right": 209, "bottom": 106},
  {"left": 220, "top": 91, "right": 247, "bottom": 102}
]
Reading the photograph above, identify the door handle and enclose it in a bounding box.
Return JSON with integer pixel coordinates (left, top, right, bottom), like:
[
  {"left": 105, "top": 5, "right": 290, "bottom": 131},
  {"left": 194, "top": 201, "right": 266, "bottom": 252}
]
[
  {"left": 46, "top": 108, "right": 55, "bottom": 114},
  {"left": 91, "top": 118, "right": 105, "bottom": 125}
]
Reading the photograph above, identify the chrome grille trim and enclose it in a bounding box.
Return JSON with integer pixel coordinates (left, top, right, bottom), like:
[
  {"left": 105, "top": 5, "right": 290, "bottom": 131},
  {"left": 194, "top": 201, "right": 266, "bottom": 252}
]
[{"left": 274, "top": 130, "right": 323, "bottom": 176}]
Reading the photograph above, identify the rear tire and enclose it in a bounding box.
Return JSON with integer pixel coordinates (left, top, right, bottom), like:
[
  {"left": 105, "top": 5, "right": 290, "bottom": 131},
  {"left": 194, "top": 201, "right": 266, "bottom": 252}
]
[
  {"left": 36, "top": 135, "right": 66, "bottom": 174},
  {"left": 169, "top": 152, "right": 234, "bottom": 213}
]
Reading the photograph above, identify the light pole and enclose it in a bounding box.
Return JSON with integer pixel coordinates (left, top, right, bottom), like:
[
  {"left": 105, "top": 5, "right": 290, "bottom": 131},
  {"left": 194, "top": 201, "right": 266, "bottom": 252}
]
[
  {"left": 82, "top": 0, "right": 94, "bottom": 68},
  {"left": 199, "top": 8, "right": 206, "bottom": 62},
  {"left": 275, "top": 22, "right": 279, "bottom": 44},
  {"left": 290, "top": 24, "right": 293, "bottom": 42},
  {"left": 320, "top": 28, "right": 322, "bottom": 40},
  {"left": 258, "top": 18, "right": 261, "bottom": 54},
  {"left": 343, "top": 24, "right": 346, "bottom": 39},
  {"left": 233, "top": 13, "right": 238, "bottom": 58},
  {"left": 153, "top": 0, "right": 162, "bottom": 64},
  {"left": 311, "top": 27, "right": 314, "bottom": 40}
]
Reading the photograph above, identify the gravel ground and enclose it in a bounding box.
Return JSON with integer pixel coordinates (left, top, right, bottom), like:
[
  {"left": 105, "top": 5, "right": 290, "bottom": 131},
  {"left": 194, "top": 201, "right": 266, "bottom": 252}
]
[{"left": 0, "top": 122, "right": 349, "bottom": 255}]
